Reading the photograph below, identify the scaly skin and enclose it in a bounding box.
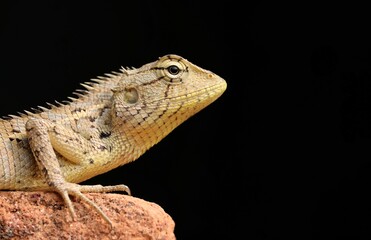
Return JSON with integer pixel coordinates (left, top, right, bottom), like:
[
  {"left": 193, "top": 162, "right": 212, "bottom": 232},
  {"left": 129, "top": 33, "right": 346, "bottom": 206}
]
[{"left": 0, "top": 54, "right": 227, "bottom": 226}]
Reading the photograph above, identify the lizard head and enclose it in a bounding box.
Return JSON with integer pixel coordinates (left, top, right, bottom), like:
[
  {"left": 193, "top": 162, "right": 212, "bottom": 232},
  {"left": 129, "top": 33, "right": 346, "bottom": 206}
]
[{"left": 112, "top": 54, "right": 227, "bottom": 149}]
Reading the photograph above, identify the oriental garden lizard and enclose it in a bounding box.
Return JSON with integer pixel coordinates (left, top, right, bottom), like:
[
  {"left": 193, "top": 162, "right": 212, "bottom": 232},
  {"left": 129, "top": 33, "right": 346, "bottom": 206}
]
[{"left": 0, "top": 54, "right": 227, "bottom": 226}]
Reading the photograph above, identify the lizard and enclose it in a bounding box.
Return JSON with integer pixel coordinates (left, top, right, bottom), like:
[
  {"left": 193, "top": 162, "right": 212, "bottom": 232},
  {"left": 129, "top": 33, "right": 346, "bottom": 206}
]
[{"left": 0, "top": 54, "right": 227, "bottom": 226}]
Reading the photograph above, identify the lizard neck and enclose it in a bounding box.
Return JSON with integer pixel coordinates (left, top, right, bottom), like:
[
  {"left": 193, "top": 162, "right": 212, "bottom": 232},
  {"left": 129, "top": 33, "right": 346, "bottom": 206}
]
[{"left": 111, "top": 104, "right": 192, "bottom": 166}]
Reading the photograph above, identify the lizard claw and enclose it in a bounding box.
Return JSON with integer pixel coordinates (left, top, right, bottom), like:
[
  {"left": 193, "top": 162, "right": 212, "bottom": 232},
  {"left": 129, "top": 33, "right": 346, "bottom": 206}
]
[
  {"left": 58, "top": 188, "right": 78, "bottom": 220},
  {"left": 53, "top": 182, "right": 131, "bottom": 227}
]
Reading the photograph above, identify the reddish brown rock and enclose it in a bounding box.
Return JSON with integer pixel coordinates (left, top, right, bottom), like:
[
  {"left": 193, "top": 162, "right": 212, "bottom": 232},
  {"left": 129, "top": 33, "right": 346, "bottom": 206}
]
[{"left": 0, "top": 192, "right": 175, "bottom": 240}]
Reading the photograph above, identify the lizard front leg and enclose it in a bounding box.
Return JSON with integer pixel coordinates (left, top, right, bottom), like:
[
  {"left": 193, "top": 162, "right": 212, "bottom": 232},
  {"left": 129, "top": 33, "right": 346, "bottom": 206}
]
[{"left": 25, "top": 117, "right": 130, "bottom": 226}]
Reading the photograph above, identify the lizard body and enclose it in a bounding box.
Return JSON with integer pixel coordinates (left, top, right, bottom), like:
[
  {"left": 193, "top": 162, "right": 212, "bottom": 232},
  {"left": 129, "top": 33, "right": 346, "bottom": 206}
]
[{"left": 0, "top": 54, "right": 227, "bottom": 225}]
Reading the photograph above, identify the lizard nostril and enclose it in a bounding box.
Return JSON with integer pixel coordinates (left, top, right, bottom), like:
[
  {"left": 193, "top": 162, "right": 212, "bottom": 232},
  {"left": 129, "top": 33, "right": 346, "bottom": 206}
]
[{"left": 208, "top": 73, "right": 213, "bottom": 79}]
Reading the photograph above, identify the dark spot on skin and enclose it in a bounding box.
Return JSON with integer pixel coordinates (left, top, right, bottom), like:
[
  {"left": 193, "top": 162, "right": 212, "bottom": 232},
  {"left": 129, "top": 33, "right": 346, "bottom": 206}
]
[
  {"left": 83, "top": 151, "right": 88, "bottom": 155},
  {"left": 71, "top": 108, "right": 84, "bottom": 113},
  {"left": 89, "top": 158, "right": 94, "bottom": 164},
  {"left": 98, "top": 107, "right": 107, "bottom": 117},
  {"left": 98, "top": 145, "right": 107, "bottom": 151},
  {"left": 9, "top": 137, "right": 22, "bottom": 143},
  {"left": 89, "top": 116, "right": 96, "bottom": 122},
  {"left": 75, "top": 138, "right": 82, "bottom": 145},
  {"left": 12, "top": 129, "right": 21, "bottom": 133},
  {"left": 100, "top": 131, "right": 111, "bottom": 139},
  {"left": 41, "top": 167, "right": 48, "bottom": 176},
  {"left": 52, "top": 126, "right": 59, "bottom": 134},
  {"left": 157, "top": 109, "right": 168, "bottom": 119},
  {"left": 33, "top": 149, "right": 40, "bottom": 158}
]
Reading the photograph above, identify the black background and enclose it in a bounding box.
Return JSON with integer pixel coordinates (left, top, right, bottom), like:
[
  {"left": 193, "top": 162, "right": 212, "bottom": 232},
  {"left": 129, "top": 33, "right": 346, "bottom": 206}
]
[{"left": 1, "top": 1, "right": 371, "bottom": 239}]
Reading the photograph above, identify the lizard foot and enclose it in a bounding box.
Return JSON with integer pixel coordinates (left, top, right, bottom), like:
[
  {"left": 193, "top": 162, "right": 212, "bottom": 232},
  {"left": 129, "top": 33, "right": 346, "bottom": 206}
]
[{"left": 53, "top": 182, "right": 131, "bottom": 227}]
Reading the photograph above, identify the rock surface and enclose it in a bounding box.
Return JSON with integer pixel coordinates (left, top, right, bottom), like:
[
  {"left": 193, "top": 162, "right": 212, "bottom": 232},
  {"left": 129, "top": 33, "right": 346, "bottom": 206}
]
[{"left": 0, "top": 192, "right": 175, "bottom": 240}]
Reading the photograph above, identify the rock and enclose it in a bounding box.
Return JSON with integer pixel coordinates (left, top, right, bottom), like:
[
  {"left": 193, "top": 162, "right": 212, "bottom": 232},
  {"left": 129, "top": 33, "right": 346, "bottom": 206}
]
[{"left": 0, "top": 192, "right": 175, "bottom": 240}]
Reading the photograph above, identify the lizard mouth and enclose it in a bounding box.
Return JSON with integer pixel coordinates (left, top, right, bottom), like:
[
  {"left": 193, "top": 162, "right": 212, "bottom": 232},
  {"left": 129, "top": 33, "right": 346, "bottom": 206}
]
[
  {"left": 175, "top": 80, "right": 227, "bottom": 103},
  {"left": 147, "top": 80, "right": 227, "bottom": 106}
]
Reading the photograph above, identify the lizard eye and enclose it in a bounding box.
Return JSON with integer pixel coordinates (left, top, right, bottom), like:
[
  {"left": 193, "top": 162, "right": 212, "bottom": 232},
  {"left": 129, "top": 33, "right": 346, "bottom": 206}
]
[
  {"left": 156, "top": 55, "right": 188, "bottom": 84},
  {"left": 167, "top": 65, "right": 180, "bottom": 75}
]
